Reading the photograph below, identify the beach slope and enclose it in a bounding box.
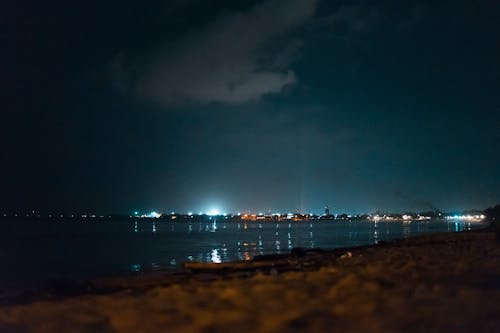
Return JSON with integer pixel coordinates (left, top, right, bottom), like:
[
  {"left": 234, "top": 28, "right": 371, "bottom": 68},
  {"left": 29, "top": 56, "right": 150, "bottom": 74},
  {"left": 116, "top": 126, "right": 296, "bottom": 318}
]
[{"left": 1, "top": 229, "right": 499, "bottom": 333}]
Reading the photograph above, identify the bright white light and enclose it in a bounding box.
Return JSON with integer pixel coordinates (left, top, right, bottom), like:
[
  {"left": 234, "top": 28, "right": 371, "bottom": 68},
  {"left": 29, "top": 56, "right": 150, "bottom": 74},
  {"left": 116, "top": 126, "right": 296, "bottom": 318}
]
[
  {"left": 211, "top": 249, "right": 221, "bottom": 263},
  {"left": 148, "top": 211, "right": 161, "bottom": 218},
  {"left": 208, "top": 208, "right": 220, "bottom": 216},
  {"left": 188, "top": 212, "right": 193, "bottom": 216}
]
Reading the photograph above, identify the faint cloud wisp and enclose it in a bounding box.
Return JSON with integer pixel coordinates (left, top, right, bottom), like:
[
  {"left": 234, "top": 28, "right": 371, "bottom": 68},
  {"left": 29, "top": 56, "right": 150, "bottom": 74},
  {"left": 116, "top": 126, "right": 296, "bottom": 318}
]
[{"left": 131, "top": 0, "right": 317, "bottom": 106}]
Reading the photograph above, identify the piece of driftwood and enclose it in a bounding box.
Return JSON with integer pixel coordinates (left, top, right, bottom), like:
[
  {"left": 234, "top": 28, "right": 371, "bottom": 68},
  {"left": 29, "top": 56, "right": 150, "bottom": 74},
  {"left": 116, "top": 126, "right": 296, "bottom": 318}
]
[
  {"left": 183, "top": 248, "right": 335, "bottom": 272},
  {"left": 183, "top": 259, "right": 290, "bottom": 271}
]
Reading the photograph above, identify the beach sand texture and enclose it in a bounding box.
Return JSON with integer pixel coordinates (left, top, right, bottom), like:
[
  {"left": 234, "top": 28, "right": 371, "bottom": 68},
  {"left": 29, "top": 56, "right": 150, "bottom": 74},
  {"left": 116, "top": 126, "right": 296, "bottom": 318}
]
[{"left": 0, "top": 229, "right": 499, "bottom": 333}]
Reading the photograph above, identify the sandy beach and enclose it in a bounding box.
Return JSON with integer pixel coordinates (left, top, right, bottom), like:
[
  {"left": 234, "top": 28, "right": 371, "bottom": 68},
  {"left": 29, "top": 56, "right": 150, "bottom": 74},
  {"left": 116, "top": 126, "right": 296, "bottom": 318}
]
[{"left": 1, "top": 227, "right": 498, "bottom": 333}]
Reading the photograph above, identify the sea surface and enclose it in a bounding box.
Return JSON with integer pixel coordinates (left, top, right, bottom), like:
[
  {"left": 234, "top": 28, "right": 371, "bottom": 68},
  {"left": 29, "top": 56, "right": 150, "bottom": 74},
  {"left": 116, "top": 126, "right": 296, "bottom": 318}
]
[{"left": 0, "top": 217, "right": 485, "bottom": 292}]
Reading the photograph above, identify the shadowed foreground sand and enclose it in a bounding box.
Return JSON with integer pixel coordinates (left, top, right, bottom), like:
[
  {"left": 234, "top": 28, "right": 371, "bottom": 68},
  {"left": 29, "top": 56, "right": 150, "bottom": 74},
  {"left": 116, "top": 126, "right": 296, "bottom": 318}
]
[{"left": 1, "top": 229, "right": 499, "bottom": 333}]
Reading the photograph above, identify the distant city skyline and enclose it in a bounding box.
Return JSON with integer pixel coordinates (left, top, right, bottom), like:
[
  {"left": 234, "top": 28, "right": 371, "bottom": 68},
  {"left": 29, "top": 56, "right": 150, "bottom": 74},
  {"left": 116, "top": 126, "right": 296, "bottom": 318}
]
[{"left": 0, "top": 204, "right": 491, "bottom": 218}]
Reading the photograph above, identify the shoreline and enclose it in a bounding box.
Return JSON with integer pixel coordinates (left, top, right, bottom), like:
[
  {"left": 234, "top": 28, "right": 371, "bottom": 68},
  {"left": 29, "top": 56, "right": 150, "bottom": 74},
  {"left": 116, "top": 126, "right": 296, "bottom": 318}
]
[
  {"left": 0, "top": 224, "right": 488, "bottom": 306},
  {"left": 1, "top": 225, "right": 499, "bottom": 332},
  {"left": 0, "top": 222, "right": 489, "bottom": 307}
]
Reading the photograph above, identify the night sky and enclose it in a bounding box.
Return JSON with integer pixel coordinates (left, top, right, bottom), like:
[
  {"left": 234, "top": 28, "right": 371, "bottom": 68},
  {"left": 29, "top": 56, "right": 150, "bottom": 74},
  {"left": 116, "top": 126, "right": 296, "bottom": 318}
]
[{"left": 1, "top": 0, "right": 499, "bottom": 214}]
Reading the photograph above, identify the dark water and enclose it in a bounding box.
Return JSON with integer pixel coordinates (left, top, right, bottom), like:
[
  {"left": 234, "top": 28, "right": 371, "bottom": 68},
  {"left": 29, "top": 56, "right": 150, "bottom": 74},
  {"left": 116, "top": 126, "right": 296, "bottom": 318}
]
[{"left": 0, "top": 217, "right": 484, "bottom": 291}]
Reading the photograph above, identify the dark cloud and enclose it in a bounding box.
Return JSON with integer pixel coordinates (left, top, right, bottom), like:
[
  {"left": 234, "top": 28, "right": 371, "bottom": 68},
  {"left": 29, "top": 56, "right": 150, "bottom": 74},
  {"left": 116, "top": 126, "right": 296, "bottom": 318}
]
[
  {"left": 129, "top": 0, "right": 317, "bottom": 106},
  {"left": 394, "top": 191, "right": 441, "bottom": 212}
]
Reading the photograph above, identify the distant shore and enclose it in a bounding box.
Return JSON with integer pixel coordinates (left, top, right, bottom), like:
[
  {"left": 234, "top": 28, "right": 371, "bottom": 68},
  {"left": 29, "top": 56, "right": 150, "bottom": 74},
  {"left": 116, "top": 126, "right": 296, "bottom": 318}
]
[{"left": 1, "top": 224, "right": 499, "bottom": 332}]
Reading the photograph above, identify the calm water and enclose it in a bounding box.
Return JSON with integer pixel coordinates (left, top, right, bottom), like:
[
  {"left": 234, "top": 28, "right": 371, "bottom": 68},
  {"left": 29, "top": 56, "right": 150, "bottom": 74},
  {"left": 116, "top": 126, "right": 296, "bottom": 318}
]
[{"left": 0, "top": 217, "right": 484, "bottom": 291}]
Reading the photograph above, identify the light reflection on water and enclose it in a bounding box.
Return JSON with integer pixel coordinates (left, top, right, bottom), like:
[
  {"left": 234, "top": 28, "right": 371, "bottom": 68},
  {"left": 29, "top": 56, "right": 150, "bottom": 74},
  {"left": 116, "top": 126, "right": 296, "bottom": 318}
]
[
  {"left": 128, "top": 218, "right": 479, "bottom": 272},
  {"left": 211, "top": 249, "right": 221, "bottom": 263},
  {"left": 0, "top": 217, "right": 483, "bottom": 290}
]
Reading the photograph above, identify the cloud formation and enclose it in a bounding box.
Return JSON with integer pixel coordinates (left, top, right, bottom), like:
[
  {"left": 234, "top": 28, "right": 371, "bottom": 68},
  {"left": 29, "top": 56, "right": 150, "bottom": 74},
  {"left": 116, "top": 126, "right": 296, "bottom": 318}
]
[{"left": 135, "top": 0, "right": 317, "bottom": 106}]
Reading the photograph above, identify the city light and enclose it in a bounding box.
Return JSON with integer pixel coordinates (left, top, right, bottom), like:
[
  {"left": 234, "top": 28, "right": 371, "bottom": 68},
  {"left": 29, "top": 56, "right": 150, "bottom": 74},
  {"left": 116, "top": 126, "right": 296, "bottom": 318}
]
[
  {"left": 208, "top": 208, "right": 220, "bottom": 216},
  {"left": 148, "top": 211, "right": 161, "bottom": 218},
  {"left": 445, "top": 214, "right": 485, "bottom": 222}
]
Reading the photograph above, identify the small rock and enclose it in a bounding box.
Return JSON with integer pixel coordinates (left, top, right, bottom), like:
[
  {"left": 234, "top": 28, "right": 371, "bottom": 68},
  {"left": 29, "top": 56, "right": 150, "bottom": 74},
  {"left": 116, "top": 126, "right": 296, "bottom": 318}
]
[
  {"left": 340, "top": 251, "right": 352, "bottom": 260},
  {"left": 291, "top": 247, "right": 307, "bottom": 257}
]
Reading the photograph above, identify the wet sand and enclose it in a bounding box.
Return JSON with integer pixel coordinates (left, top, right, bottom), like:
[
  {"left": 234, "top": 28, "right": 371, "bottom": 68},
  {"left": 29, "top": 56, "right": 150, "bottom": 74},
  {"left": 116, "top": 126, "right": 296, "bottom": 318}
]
[{"left": 0, "top": 228, "right": 499, "bottom": 333}]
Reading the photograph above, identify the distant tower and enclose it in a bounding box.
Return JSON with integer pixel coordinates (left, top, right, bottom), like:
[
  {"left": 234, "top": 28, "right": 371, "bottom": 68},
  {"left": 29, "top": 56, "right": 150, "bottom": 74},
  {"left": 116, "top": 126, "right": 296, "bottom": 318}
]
[{"left": 324, "top": 206, "right": 330, "bottom": 216}]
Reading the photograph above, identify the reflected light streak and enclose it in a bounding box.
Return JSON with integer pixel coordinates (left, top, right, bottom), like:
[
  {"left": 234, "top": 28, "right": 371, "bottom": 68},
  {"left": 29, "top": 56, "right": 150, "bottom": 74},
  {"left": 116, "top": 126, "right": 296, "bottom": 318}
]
[{"left": 211, "top": 249, "right": 221, "bottom": 263}]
